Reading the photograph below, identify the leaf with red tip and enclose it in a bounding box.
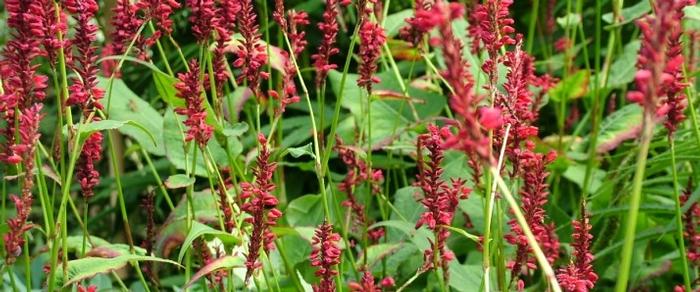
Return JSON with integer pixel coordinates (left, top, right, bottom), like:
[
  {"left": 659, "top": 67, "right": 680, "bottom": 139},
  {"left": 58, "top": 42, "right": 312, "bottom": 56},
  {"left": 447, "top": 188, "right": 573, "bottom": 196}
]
[{"left": 186, "top": 256, "right": 245, "bottom": 288}]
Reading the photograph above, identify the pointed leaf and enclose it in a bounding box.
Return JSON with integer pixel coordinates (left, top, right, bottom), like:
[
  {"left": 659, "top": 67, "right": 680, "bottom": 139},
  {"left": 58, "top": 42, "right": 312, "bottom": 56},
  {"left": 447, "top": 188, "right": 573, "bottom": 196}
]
[{"left": 177, "top": 221, "right": 240, "bottom": 263}]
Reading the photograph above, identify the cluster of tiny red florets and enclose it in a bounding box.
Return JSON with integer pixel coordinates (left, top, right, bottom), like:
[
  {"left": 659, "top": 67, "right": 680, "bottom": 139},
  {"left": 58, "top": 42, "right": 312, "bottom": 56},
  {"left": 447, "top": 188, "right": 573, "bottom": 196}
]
[
  {"left": 241, "top": 134, "right": 281, "bottom": 282},
  {"left": 234, "top": 0, "right": 269, "bottom": 101},
  {"left": 312, "top": 0, "right": 342, "bottom": 86},
  {"left": 505, "top": 144, "right": 560, "bottom": 279},
  {"left": 557, "top": 211, "right": 598, "bottom": 292},
  {"left": 415, "top": 124, "right": 470, "bottom": 281},
  {"left": 174, "top": 60, "right": 214, "bottom": 148},
  {"left": 310, "top": 221, "right": 342, "bottom": 292}
]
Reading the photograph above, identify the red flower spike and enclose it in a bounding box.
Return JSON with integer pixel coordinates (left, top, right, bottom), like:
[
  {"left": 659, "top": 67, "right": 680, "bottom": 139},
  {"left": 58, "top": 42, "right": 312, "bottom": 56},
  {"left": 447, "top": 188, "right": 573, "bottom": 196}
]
[
  {"left": 349, "top": 269, "right": 381, "bottom": 292},
  {"left": 417, "top": 1, "right": 494, "bottom": 164},
  {"left": 37, "top": 0, "right": 68, "bottom": 67},
  {"left": 556, "top": 211, "right": 598, "bottom": 292},
  {"left": 336, "top": 138, "right": 385, "bottom": 240},
  {"left": 174, "top": 61, "right": 214, "bottom": 148},
  {"left": 76, "top": 131, "right": 103, "bottom": 199},
  {"left": 627, "top": 0, "right": 688, "bottom": 124},
  {"left": 399, "top": 0, "right": 436, "bottom": 46},
  {"left": 63, "top": 0, "right": 106, "bottom": 200},
  {"left": 242, "top": 134, "right": 280, "bottom": 282},
  {"left": 1, "top": 0, "right": 48, "bottom": 163},
  {"left": 681, "top": 180, "right": 700, "bottom": 268},
  {"left": 234, "top": 0, "right": 269, "bottom": 101},
  {"left": 3, "top": 104, "right": 43, "bottom": 263},
  {"left": 357, "top": 21, "right": 387, "bottom": 92},
  {"left": 136, "top": 0, "right": 180, "bottom": 46},
  {"left": 310, "top": 221, "right": 342, "bottom": 292},
  {"left": 187, "top": 0, "right": 219, "bottom": 43},
  {"left": 273, "top": 10, "right": 309, "bottom": 115},
  {"left": 415, "top": 125, "right": 471, "bottom": 281},
  {"left": 468, "top": 0, "right": 516, "bottom": 57},
  {"left": 105, "top": 0, "right": 145, "bottom": 76},
  {"left": 505, "top": 144, "right": 560, "bottom": 282},
  {"left": 65, "top": 0, "right": 105, "bottom": 114},
  {"left": 312, "top": 0, "right": 341, "bottom": 86}
]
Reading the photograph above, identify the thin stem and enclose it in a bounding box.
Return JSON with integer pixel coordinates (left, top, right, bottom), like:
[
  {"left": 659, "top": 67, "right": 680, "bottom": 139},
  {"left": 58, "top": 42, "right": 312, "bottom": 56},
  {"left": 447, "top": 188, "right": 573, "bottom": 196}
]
[
  {"left": 615, "top": 113, "right": 653, "bottom": 292},
  {"left": 483, "top": 124, "right": 511, "bottom": 292},
  {"left": 669, "top": 137, "right": 692, "bottom": 291}
]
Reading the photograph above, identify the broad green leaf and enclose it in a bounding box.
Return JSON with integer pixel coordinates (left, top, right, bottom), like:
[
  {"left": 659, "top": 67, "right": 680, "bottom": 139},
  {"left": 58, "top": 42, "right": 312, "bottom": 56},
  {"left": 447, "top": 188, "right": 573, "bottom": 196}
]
[
  {"left": 155, "top": 189, "right": 223, "bottom": 257},
  {"left": 286, "top": 143, "right": 315, "bottom": 159},
  {"left": 100, "top": 77, "right": 165, "bottom": 155},
  {"left": 685, "top": 5, "right": 700, "bottom": 30},
  {"left": 601, "top": 40, "right": 640, "bottom": 89},
  {"left": 357, "top": 243, "right": 402, "bottom": 267},
  {"left": 222, "top": 122, "right": 249, "bottom": 137},
  {"left": 164, "top": 174, "right": 196, "bottom": 189},
  {"left": 562, "top": 164, "right": 606, "bottom": 194},
  {"left": 186, "top": 256, "right": 245, "bottom": 288},
  {"left": 602, "top": 1, "right": 650, "bottom": 24},
  {"left": 384, "top": 9, "right": 414, "bottom": 37},
  {"left": 178, "top": 221, "right": 240, "bottom": 263},
  {"left": 557, "top": 13, "right": 582, "bottom": 28},
  {"left": 548, "top": 70, "right": 589, "bottom": 102},
  {"left": 54, "top": 255, "right": 179, "bottom": 287},
  {"left": 448, "top": 262, "right": 483, "bottom": 291},
  {"left": 591, "top": 104, "right": 643, "bottom": 153},
  {"left": 285, "top": 194, "right": 327, "bottom": 227},
  {"left": 76, "top": 119, "right": 156, "bottom": 147}
]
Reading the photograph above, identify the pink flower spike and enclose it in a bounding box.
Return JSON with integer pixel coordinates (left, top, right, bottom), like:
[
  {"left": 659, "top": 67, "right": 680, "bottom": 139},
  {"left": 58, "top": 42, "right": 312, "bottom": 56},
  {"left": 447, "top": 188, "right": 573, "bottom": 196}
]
[
  {"left": 174, "top": 60, "right": 213, "bottom": 147},
  {"left": 310, "top": 221, "right": 341, "bottom": 292},
  {"left": 312, "top": 0, "right": 342, "bottom": 86}
]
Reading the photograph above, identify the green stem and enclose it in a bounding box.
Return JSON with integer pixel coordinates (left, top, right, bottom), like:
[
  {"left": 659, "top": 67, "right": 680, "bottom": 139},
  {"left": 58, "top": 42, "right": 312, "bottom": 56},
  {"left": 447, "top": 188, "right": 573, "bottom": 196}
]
[
  {"left": 140, "top": 147, "right": 175, "bottom": 211},
  {"left": 615, "top": 113, "right": 653, "bottom": 292},
  {"left": 669, "top": 137, "right": 692, "bottom": 291}
]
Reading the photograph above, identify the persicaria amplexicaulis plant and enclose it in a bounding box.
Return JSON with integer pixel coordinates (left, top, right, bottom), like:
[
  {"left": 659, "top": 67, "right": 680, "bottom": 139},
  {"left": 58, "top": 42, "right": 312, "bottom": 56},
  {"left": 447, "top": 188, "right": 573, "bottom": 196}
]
[{"left": 1, "top": 0, "right": 698, "bottom": 290}]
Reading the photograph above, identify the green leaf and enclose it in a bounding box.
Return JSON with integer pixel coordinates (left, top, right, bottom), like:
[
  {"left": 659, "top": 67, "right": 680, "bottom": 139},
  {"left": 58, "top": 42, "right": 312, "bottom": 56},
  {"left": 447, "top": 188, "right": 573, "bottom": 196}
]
[
  {"left": 186, "top": 256, "right": 245, "bottom": 288},
  {"left": 557, "top": 13, "right": 582, "bottom": 28},
  {"left": 591, "top": 103, "right": 643, "bottom": 153},
  {"left": 562, "top": 164, "right": 607, "bottom": 194},
  {"left": 357, "top": 243, "right": 402, "bottom": 268},
  {"left": 164, "top": 174, "right": 196, "bottom": 189},
  {"left": 222, "top": 122, "right": 249, "bottom": 137},
  {"left": 448, "top": 262, "right": 483, "bottom": 291},
  {"left": 286, "top": 143, "right": 315, "bottom": 159},
  {"left": 100, "top": 77, "right": 165, "bottom": 155},
  {"left": 548, "top": 70, "right": 590, "bottom": 102},
  {"left": 77, "top": 119, "right": 156, "bottom": 147},
  {"left": 602, "top": 1, "right": 650, "bottom": 24},
  {"left": 685, "top": 5, "right": 700, "bottom": 30},
  {"left": 384, "top": 9, "right": 414, "bottom": 37},
  {"left": 442, "top": 225, "right": 480, "bottom": 243},
  {"left": 178, "top": 221, "right": 240, "bottom": 263},
  {"left": 54, "top": 255, "right": 180, "bottom": 287},
  {"left": 602, "top": 40, "right": 641, "bottom": 89},
  {"left": 285, "top": 194, "right": 327, "bottom": 227}
]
